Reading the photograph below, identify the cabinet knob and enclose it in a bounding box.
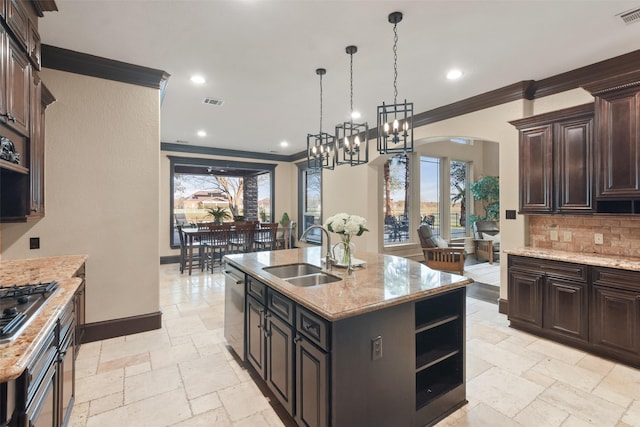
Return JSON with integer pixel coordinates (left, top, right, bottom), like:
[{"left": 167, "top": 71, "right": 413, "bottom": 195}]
[
  {"left": 0, "top": 113, "right": 16, "bottom": 122},
  {"left": 293, "top": 336, "right": 302, "bottom": 344}
]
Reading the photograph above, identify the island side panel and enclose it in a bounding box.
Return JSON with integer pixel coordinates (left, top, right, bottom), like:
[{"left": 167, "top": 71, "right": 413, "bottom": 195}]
[{"left": 331, "top": 301, "right": 414, "bottom": 427}]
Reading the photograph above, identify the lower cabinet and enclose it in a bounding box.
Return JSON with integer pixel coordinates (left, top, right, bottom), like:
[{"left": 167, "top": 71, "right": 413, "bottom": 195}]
[
  {"left": 294, "top": 335, "right": 328, "bottom": 427},
  {"left": 508, "top": 255, "right": 640, "bottom": 367}
]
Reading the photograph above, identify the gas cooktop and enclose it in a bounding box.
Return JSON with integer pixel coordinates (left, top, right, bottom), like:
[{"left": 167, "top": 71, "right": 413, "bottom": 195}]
[{"left": 0, "top": 281, "right": 59, "bottom": 344}]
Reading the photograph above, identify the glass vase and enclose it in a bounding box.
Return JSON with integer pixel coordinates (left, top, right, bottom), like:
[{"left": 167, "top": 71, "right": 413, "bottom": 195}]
[{"left": 339, "top": 234, "right": 353, "bottom": 272}]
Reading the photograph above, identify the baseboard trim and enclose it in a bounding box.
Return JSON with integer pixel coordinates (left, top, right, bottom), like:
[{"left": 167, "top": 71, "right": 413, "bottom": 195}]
[
  {"left": 80, "top": 311, "right": 163, "bottom": 343},
  {"left": 498, "top": 298, "right": 508, "bottom": 315},
  {"left": 160, "top": 255, "right": 180, "bottom": 265}
]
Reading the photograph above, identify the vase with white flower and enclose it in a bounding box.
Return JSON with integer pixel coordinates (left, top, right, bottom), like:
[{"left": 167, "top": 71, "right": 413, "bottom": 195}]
[{"left": 324, "top": 213, "right": 368, "bottom": 272}]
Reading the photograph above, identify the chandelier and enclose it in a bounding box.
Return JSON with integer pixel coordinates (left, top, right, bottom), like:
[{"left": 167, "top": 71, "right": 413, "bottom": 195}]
[
  {"left": 335, "top": 46, "right": 369, "bottom": 166},
  {"left": 307, "top": 68, "right": 336, "bottom": 170},
  {"left": 377, "top": 11, "right": 414, "bottom": 155}
]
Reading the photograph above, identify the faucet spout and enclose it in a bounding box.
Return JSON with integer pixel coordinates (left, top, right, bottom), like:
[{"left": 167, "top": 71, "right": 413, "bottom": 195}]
[{"left": 300, "top": 225, "right": 334, "bottom": 270}]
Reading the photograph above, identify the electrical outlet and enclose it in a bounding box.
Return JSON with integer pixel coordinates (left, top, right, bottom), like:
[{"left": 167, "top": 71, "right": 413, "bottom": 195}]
[
  {"left": 550, "top": 230, "right": 558, "bottom": 241},
  {"left": 372, "top": 336, "right": 382, "bottom": 360},
  {"left": 595, "top": 233, "right": 604, "bottom": 245},
  {"left": 563, "top": 231, "right": 572, "bottom": 242}
]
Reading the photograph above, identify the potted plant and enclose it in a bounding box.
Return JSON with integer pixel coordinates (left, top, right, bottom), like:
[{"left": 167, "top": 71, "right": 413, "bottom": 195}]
[
  {"left": 279, "top": 212, "right": 290, "bottom": 226},
  {"left": 205, "top": 206, "right": 232, "bottom": 224},
  {"left": 470, "top": 175, "right": 499, "bottom": 225}
]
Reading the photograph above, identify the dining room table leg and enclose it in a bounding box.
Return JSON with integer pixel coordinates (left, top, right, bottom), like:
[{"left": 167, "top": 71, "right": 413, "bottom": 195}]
[{"left": 188, "top": 234, "right": 194, "bottom": 275}]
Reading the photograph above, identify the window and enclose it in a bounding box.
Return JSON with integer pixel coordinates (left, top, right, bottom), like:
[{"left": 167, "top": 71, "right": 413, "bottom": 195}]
[
  {"left": 383, "top": 154, "right": 410, "bottom": 245},
  {"left": 450, "top": 161, "right": 468, "bottom": 238},
  {"left": 169, "top": 156, "right": 276, "bottom": 248},
  {"left": 420, "top": 157, "right": 440, "bottom": 235},
  {"left": 298, "top": 165, "right": 322, "bottom": 243}
]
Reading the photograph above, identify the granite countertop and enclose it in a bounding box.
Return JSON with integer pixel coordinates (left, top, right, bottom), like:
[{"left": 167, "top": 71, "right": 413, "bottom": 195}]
[
  {"left": 0, "top": 255, "right": 88, "bottom": 382},
  {"left": 225, "top": 247, "right": 472, "bottom": 321},
  {"left": 505, "top": 247, "right": 640, "bottom": 271}
]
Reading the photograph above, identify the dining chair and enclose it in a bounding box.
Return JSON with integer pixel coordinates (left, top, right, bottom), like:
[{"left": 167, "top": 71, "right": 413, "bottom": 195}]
[
  {"left": 205, "top": 224, "right": 232, "bottom": 271},
  {"left": 229, "top": 223, "right": 256, "bottom": 253},
  {"left": 177, "top": 225, "right": 205, "bottom": 274},
  {"left": 253, "top": 222, "right": 279, "bottom": 251}
]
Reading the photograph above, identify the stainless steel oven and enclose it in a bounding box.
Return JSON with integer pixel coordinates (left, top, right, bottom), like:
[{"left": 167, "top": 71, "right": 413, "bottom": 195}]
[{"left": 223, "top": 263, "right": 245, "bottom": 360}]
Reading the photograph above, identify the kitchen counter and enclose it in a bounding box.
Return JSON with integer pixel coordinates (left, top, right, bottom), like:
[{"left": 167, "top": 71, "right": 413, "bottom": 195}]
[
  {"left": 0, "top": 255, "right": 87, "bottom": 382},
  {"left": 504, "top": 247, "right": 640, "bottom": 271},
  {"left": 225, "top": 247, "right": 472, "bottom": 321}
]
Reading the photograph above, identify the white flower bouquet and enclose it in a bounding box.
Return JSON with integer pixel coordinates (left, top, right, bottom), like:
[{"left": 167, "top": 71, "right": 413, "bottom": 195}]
[{"left": 324, "top": 213, "right": 368, "bottom": 237}]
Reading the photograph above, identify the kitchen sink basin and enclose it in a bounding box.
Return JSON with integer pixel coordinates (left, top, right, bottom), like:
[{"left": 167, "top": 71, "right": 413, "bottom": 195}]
[
  {"left": 285, "top": 272, "right": 341, "bottom": 287},
  {"left": 263, "top": 263, "right": 322, "bottom": 278}
]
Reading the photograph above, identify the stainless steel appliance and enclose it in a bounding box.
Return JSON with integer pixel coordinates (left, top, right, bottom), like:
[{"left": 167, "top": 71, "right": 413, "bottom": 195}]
[
  {"left": 0, "top": 281, "right": 58, "bottom": 344},
  {"left": 223, "top": 263, "right": 245, "bottom": 359}
]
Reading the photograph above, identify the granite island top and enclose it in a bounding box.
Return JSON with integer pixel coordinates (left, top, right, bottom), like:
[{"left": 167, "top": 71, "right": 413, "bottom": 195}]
[
  {"left": 0, "top": 255, "right": 87, "bottom": 382},
  {"left": 505, "top": 247, "right": 640, "bottom": 271},
  {"left": 224, "top": 247, "right": 472, "bottom": 321}
]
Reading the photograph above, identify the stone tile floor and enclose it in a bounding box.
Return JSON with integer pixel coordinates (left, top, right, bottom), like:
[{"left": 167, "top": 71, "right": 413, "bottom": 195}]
[{"left": 68, "top": 264, "right": 640, "bottom": 426}]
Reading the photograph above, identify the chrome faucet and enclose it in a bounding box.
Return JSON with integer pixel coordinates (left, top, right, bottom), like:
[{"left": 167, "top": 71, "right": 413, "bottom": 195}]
[{"left": 300, "top": 225, "right": 335, "bottom": 271}]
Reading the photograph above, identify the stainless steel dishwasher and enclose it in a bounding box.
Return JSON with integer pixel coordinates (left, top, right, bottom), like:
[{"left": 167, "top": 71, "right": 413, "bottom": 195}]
[{"left": 223, "top": 262, "right": 246, "bottom": 360}]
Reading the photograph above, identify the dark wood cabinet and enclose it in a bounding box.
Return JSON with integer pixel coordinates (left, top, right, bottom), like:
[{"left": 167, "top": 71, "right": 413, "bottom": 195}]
[
  {"left": 295, "top": 335, "right": 328, "bottom": 427},
  {"left": 246, "top": 295, "right": 266, "bottom": 378},
  {"left": 6, "top": 36, "right": 29, "bottom": 136},
  {"left": 508, "top": 267, "right": 544, "bottom": 329},
  {"left": 509, "top": 255, "right": 640, "bottom": 367},
  {"left": 511, "top": 104, "right": 594, "bottom": 214},
  {"left": 265, "top": 312, "right": 294, "bottom": 415}
]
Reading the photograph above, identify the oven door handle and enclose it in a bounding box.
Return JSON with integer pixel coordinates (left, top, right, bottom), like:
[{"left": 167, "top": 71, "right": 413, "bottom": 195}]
[{"left": 223, "top": 270, "right": 244, "bottom": 285}]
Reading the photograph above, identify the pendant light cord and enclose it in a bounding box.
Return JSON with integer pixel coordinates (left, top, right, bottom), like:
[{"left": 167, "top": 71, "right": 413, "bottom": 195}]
[
  {"left": 393, "top": 22, "right": 398, "bottom": 105},
  {"left": 319, "top": 72, "right": 323, "bottom": 135},
  {"left": 349, "top": 52, "right": 354, "bottom": 121}
]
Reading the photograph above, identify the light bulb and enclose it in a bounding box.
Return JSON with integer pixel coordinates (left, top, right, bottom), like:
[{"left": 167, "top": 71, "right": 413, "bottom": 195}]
[
  {"left": 354, "top": 136, "right": 360, "bottom": 147},
  {"left": 383, "top": 122, "right": 390, "bottom": 135},
  {"left": 393, "top": 119, "right": 399, "bottom": 132},
  {"left": 403, "top": 121, "right": 408, "bottom": 131},
  {"left": 344, "top": 136, "right": 349, "bottom": 149}
]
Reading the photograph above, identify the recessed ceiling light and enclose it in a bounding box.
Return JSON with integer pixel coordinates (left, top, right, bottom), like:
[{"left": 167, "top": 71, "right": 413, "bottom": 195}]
[
  {"left": 351, "top": 111, "right": 361, "bottom": 120},
  {"left": 280, "top": 141, "right": 289, "bottom": 147},
  {"left": 190, "top": 75, "right": 206, "bottom": 84},
  {"left": 197, "top": 130, "right": 207, "bottom": 137},
  {"left": 446, "top": 69, "right": 463, "bottom": 80}
]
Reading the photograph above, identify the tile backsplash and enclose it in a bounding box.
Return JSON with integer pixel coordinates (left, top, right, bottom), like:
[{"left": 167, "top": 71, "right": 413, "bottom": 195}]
[{"left": 529, "top": 215, "right": 640, "bottom": 258}]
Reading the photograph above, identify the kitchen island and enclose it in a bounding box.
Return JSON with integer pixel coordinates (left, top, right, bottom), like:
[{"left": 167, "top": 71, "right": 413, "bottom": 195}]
[
  {"left": 224, "top": 247, "right": 472, "bottom": 427},
  {"left": 0, "top": 255, "right": 87, "bottom": 427}
]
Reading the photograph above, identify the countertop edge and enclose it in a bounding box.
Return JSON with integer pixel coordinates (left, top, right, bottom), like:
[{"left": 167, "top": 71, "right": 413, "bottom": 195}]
[{"left": 504, "top": 248, "right": 640, "bottom": 271}]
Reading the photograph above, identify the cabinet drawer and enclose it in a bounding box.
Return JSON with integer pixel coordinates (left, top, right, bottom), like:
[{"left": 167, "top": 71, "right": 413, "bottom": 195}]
[
  {"left": 24, "top": 329, "right": 57, "bottom": 407},
  {"left": 296, "top": 306, "right": 329, "bottom": 351},
  {"left": 509, "top": 255, "right": 587, "bottom": 281},
  {"left": 247, "top": 277, "right": 266, "bottom": 304},
  {"left": 592, "top": 267, "right": 640, "bottom": 292},
  {"left": 59, "top": 300, "right": 75, "bottom": 342},
  {"left": 267, "top": 289, "right": 294, "bottom": 325}
]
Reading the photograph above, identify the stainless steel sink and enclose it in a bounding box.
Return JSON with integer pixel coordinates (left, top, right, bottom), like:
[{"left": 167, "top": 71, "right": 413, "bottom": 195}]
[
  {"left": 263, "top": 263, "right": 322, "bottom": 278},
  {"left": 285, "top": 272, "right": 341, "bottom": 287}
]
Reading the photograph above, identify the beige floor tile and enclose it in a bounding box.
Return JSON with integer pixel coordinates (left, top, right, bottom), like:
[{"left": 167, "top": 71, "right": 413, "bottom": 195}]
[
  {"left": 88, "top": 391, "right": 123, "bottom": 416},
  {"left": 232, "top": 412, "right": 271, "bottom": 427},
  {"left": 75, "top": 355, "right": 99, "bottom": 379},
  {"left": 149, "top": 341, "right": 199, "bottom": 370},
  {"left": 124, "top": 365, "right": 183, "bottom": 404},
  {"left": 97, "top": 352, "right": 149, "bottom": 374},
  {"left": 164, "top": 315, "right": 209, "bottom": 339},
  {"left": 189, "top": 328, "right": 226, "bottom": 349},
  {"left": 467, "top": 338, "right": 539, "bottom": 376},
  {"left": 125, "top": 361, "right": 151, "bottom": 377},
  {"left": 539, "top": 382, "right": 626, "bottom": 426},
  {"left": 528, "top": 357, "right": 604, "bottom": 393},
  {"left": 179, "top": 352, "right": 241, "bottom": 399},
  {"left": 526, "top": 339, "right": 586, "bottom": 365},
  {"left": 467, "top": 322, "right": 510, "bottom": 344},
  {"left": 593, "top": 364, "right": 640, "bottom": 407},
  {"left": 68, "top": 401, "right": 90, "bottom": 427},
  {"left": 447, "top": 402, "right": 522, "bottom": 426},
  {"left": 189, "top": 391, "right": 223, "bottom": 415},
  {"left": 77, "top": 341, "right": 101, "bottom": 359},
  {"left": 75, "top": 369, "right": 124, "bottom": 404},
  {"left": 521, "top": 369, "right": 557, "bottom": 389},
  {"left": 170, "top": 408, "right": 232, "bottom": 427},
  {"left": 260, "top": 409, "right": 288, "bottom": 427},
  {"left": 466, "top": 353, "right": 494, "bottom": 380},
  {"left": 577, "top": 354, "right": 616, "bottom": 377},
  {"left": 467, "top": 366, "right": 544, "bottom": 418},
  {"left": 514, "top": 399, "right": 569, "bottom": 427},
  {"left": 86, "top": 388, "right": 191, "bottom": 427},
  {"left": 621, "top": 400, "right": 640, "bottom": 426},
  {"left": 218, "top": 381, "right": 271, "bottom": 421}
]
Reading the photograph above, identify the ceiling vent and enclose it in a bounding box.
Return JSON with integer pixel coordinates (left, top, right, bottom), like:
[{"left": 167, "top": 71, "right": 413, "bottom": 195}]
[
  {"left": 618, "top": 8, "right": 640, "bottom": 24},
  {"left": 203, "top": 97, "right": 224, "bottom": 106}
]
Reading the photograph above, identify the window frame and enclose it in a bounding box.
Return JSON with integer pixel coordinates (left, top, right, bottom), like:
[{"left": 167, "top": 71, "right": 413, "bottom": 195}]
[{"left": 297, "top": 163, "right": 322, "bottom": 244}]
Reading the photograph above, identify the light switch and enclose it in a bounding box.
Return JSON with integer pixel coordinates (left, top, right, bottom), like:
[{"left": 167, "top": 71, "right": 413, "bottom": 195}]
[
  {"left": 595, "top": 233, "right": 604, "bottom": 245},
  {"left": 550, "top": 230, "right": 558, "bottom": 241},
  {"left": 372, "top": 336, "right": 382, "bottom": 360},
  {"left": 563, "top": 231, "right": 572, "bottom": 242}
]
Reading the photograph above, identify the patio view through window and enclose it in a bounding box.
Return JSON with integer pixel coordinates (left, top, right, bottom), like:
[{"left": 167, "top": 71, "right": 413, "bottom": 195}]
[{"left": 384, "top": 154, "right": 410, "bottom": 245}]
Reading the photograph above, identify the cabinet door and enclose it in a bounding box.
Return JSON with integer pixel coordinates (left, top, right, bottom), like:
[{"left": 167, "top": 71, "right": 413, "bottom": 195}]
[
  {"left": 6, "top": 37, "right": 30, "bottom": 136},
  {"left": 0, "top": 27, "right": 6, "bottom": 119},
  {"left": 591, "top": 285, "right": 640, "bottom": 358},
  {"left": 519, "top": 125, "right": 553, "bottom": 212},
  {"left": 265, "top": 313, "right": 294, "bottom": 414},
  {"left": 595, "top": 89, "right": 640, "bottom": 198},
  {"left": 555, "top": 116, "right": 593, "bottom": 212},
  {"left": 29, "top": 69, "right": 43, "bottom": 217},
  {"left": 246, "top": 296, "right": 266, "bottom": 378},
  {"left": 508, "top": 268, "right": 544, "bottom": 329},
  {"left": 295, "top": 336, "right": 329, "bottom": 427},
  {"left": 59, "top": 329, "right": 76, "bottom": 427},
  {"left": 544, "top": 277, "right": 588, "bottom": 342}
]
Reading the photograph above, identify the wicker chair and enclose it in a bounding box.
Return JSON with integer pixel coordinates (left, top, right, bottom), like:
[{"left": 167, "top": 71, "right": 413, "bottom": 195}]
[{"left": 417, "top": 225, "right": 465, "bottom": 275}]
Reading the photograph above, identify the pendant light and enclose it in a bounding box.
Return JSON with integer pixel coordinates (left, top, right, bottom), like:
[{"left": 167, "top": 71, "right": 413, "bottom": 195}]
[
  {"left": 307, "top": 68, "right": 336, "bottom": 170},
  {"left": 335, "top": 45, "right": 369, "bottom": 166},
  {"left": 377, "top": 11, "right": 414, "bottom": 155}
]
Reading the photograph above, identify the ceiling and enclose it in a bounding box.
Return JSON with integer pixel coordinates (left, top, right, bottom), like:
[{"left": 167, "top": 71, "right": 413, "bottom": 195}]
[{"left": 39, "top": 1, "right": 640, "bottom": 157}]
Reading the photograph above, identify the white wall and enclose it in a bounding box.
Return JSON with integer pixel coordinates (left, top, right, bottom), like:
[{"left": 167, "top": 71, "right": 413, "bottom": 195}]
[{"left": 0, "top": 69, "right": 161, "bottom": 323}]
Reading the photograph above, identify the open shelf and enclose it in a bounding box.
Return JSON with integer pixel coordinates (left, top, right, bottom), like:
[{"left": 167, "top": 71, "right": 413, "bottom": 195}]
[
  {"left": 0, "top": 158, "right": 28, "bottom": 174},
  {"left": 416, "top": 318, "right": 461, "bottom": 370},
  {"left": 415, "top": 354, "right": 463, "bottom": 410},
  {"left": 416, "top": 314, "right": 459, "bottom": 333},
  {"left": 415, "top": 289, "right": 464, "bottom": 329},
  {"left": 416, "top": 346, "right": 459, "bottom": 372}
]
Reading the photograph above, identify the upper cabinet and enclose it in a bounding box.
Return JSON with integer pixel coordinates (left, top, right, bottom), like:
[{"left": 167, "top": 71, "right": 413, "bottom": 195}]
[
  {"left": 511, "top": 103, "right": 594, "bottom": 214},
  {"left": 583, "top": 71, "right": 640, "bottom": 213}
]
